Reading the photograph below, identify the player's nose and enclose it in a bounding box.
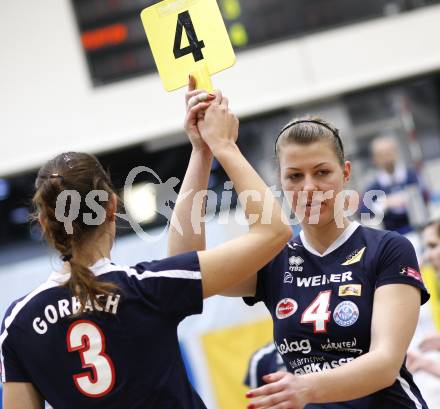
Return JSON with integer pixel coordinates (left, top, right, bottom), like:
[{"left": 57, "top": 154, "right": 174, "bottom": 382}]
[{"left": 302, "top": 174, "right": 318, "bottom": 193}]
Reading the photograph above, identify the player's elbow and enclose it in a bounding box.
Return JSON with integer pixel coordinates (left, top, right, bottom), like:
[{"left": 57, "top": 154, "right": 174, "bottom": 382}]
[
  {"left": 382, "top": 370, "right": 398, "bottom": 389},
  {"left": 376, "top": 356, "right": 402, "bottom": 389},
  {"left": 251, "top": 219, "right": 291, "bottom": 244}
]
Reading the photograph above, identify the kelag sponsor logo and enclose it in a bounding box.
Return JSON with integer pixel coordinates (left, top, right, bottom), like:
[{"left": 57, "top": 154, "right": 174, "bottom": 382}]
[{"left": 275, "top": 338, "right": 311, "bottom": 355}]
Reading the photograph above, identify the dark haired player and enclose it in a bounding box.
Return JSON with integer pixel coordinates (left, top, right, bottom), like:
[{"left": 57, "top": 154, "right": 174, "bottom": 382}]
[{"left": 170, "top": 84, "right": 430, "bottom": 408}]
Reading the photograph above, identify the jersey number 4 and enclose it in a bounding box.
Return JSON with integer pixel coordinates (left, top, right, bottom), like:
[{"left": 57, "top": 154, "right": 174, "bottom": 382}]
[
  {"left": 300, "top": 290, "right": 332, "bottom": 333},
  {"left": 67, "top": 320, "right": 115, "bottom": 398}
]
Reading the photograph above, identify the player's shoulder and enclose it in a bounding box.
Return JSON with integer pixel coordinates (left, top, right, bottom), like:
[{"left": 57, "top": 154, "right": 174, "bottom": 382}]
[
  {"left": 357, "top": 225, "right": 415, "bottom": 268},
  {"left": 355, "top": 224, "right": 408, "bottom": 246},
  {"left": 359, "top": 225, "right": 411, "bottom": 248},
  {"left": 1, "top": 295, "right": 27, "bottom": 333},
  {"left": 1, "top": 279, "right": 59, "bottom": 335}
]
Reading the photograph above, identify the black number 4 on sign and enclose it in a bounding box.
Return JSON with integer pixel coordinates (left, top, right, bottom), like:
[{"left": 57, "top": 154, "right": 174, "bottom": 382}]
[{"left": 173, "top": 11, "right": 205, "bottom": 62}]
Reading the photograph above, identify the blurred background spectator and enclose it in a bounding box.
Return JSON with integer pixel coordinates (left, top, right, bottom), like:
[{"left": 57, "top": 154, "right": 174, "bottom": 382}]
[
  {"left": 359, "top": 135, "right": 429, "bottom": 234},
  {"left": 407, "top": 221, "right": 440, "bottom": 407},
  {"left": 244, "top": 342, "right": 286, "bottom": 389}
]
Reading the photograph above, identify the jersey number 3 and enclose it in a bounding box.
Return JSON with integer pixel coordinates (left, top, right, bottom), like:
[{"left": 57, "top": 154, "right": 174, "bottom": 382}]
[{"left": 67, "top": 320, "right": 115, "bottom": 398}]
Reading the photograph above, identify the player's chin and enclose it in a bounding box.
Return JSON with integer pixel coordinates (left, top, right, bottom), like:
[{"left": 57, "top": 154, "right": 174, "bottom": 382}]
[{"left": 303, "top": 203, "right": 327, "bottom": 221}]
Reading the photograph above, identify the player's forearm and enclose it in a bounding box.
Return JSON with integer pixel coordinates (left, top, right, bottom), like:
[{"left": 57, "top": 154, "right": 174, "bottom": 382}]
[
  {"left": 303, "top": 349, "right": 398, "bottom": 403},
  {"left": 168, "top": 147, "right": 213, "bottom": 256},
  {"left": 213, "top": 143, "right": 290, "bottom": 241}
]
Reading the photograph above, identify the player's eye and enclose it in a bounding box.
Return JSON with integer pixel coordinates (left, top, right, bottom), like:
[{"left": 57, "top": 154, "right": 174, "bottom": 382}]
[
  {"left": 317, "top": 169, "right": 331, "bottom": 176},
  {"left": 286, "top": 173, "right": 303, "bottom": 181}
]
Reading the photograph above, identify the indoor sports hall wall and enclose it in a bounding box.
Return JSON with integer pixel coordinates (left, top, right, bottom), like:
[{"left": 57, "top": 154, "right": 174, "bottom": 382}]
[{"left": 2, "top": 1, "right": 440, "bottom": 176}]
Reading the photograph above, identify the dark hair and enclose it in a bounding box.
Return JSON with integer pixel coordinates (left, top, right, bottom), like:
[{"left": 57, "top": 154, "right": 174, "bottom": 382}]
[
  {"left": 275, "top": 117, "right": 345, "bottom": 165},
  {"left": 33, "top": 152, "right": 117, "bottom": 313}
]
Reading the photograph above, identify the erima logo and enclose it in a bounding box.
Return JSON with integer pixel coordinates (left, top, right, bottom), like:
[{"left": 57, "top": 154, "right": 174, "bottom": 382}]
[
  {"left": 341, "top": 247, "right": 366, "bottom": 266},
  {"left": 289, "top": 256, "right": 304, "bottom": 272},
  {"left": 289, "top": 256, "right": 304, "bottom": 266}
]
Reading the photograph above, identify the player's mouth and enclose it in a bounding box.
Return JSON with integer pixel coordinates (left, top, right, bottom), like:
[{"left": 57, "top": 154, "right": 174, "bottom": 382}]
[{"left": 305, "top": 201, "right": 326, "bottom": 209}]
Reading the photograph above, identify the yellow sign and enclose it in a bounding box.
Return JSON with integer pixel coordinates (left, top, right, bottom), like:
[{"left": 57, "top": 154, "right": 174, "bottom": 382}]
[
  {"left": 422, "top": 265, "right": 440, "bottom": 330},
  {"left": 338, "top": 284, "right": 362, "bottom": 297},
  {"left": 140, "top": 0, "right": 236, "bottom": 91},
  {"left": 202, "top": 319, "right": 273, "bottom": 409}
]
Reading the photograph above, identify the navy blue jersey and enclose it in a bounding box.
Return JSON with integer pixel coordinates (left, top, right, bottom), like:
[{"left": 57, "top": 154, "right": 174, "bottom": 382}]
[
  {"left": 244, "top": 342, "right": 286, "bottom": 388},
  {"left": 0, "top": 253, "right": 206, "bottom": 409},
  {"left": 245, "top": 222, "right": 430, "bottom": 409}
]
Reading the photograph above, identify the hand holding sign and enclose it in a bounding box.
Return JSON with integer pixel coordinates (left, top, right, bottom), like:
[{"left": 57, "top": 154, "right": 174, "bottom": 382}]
[
  {"left": 140, "top": 0, "right": 236, "bottom": 91},
  {"left": 184, "top": 75, "right": 216, "bottom": 150}
]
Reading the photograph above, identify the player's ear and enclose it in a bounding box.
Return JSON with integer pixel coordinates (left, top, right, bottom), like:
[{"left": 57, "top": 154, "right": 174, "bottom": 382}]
[
  {"left": 106, "top": 193, "right": 117, "bottom": 222},
  {"left": 343, "top": 161, "right": 351, "bottom": 184}
]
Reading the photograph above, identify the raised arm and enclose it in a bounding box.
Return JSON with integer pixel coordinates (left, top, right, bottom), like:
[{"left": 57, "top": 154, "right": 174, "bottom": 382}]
[
  {"left": 196, "top": 93, "right": 291, "bottom": 298},
  {"left": 168, "top": 75, "right": 215, "bottom": 256}
]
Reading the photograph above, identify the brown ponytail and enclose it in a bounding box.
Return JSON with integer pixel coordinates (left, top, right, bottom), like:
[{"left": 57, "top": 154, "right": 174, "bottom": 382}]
[{"left": 33, "top": 152, "right": 118, "bottom": 314}]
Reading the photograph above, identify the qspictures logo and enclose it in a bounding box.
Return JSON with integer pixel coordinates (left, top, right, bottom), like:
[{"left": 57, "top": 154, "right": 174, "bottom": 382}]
[{"left": 52, "top": 166, "right": 389, "bottom": 243}]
